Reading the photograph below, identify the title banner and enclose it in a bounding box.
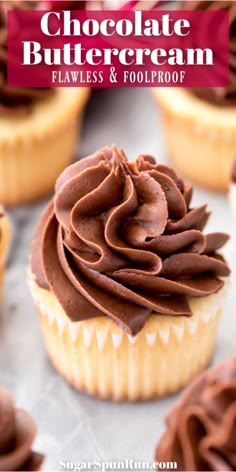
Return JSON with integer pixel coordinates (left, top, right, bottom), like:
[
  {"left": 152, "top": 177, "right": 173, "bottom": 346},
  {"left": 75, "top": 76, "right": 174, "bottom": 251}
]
[{"left": 8, "top": 9, "right": 229, "bottom": 87}]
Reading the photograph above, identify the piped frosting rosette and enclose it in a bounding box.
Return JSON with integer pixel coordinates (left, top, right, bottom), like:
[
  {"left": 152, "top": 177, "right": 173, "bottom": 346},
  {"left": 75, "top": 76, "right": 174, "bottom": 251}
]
[
  {"left": 0, "top": 387, "right": 44, "bottom": 471},
  {"left": 29, "top": 147, "right": 230, "bottom": 400},
  {"left": 32, "top": 146, "right": 229, "bottom": 334},
  {"left": 155, "top": 356, "right": 236, "bottom": 471}
]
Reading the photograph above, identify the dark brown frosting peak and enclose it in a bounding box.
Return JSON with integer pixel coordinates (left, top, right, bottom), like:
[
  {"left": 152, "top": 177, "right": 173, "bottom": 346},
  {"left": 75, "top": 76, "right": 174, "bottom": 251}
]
[
  {"left": 0, "top": 387, "right": 44, "bottom": 471},
  {"left": 31, "top": 146, "right": 230, "bottom": 335},
  {"left": 0, "top": 1, "right": 52, "bottom": 116},
  {"left": 182, "top": 1, "right": 236, "bottom": 106},
  {"left": 155, "top": 357, "right": 236, "bottom": 471}
]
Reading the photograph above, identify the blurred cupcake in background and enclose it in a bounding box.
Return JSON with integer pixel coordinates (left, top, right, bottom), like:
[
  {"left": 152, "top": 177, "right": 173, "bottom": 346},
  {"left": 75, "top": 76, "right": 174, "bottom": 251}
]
[
  {"left": 0, "top": 206, "right": 10, "bottom": 307},
  {"left": 154, "top": 1, "right": 236, "bottom": 192},
  {"left": 0, "top": 1, "right": 90, "bottom": 206},
  {"left": 155, "top": 356, "right": 236, "bottom": 471},
  {"left": 29, "top": 146, "right": 230, "bottom": 401},
  {"left": 0, "top": 386, "right": 44, "bottom": 471}
]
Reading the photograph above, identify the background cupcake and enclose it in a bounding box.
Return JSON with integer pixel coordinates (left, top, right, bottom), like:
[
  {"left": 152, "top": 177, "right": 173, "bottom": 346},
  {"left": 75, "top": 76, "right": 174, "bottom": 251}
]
[
  {"left": 0, "top": 206, "right": 10, "bottom": 306},
  {"left": 155, "top": 356, "right": 236, "bottom": 471},
  {"left": 0, "top": 1, "right": 90, "bottom": 206},
  {"left": 0, "top": 386, "right": 44, "bottom": 471},
  {"left": 154, "top": 1, "right": 236, "bottom": 192},
  {"left": 29, "top": 146, "right": 230, "bottom": 401}
]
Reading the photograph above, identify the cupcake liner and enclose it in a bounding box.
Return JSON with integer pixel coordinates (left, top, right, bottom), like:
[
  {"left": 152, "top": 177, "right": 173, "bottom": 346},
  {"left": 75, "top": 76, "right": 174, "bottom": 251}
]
[
  {"left": 0, "top": 213, "right": 10, "bottom": 305},
  {"left": 154, "top": 88, "right": 236, "bottom": 192},
  {"left": 0, "top": 88, "right": 90, "bottom": 206},
  {"left": 29, "top": 273, "right": 226, "bottom": 401}
]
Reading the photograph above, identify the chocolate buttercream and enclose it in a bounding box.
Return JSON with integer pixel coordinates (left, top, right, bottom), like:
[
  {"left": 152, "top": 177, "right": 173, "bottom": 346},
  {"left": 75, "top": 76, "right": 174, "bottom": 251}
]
[
  {"left": 0, "top": 386, "right": 44, "bottom": 471},
  {"left": 31, "top": 146, "right": 230, "bottom": 335},
  {"left": 0, "top": 1, "right": 52, "bottom": 116},
  {"left": 155, "top": 356, "right": 236, "bottom": 471},
  {"left": 182, "top": 1, "right": 236, "bottom": 106}
]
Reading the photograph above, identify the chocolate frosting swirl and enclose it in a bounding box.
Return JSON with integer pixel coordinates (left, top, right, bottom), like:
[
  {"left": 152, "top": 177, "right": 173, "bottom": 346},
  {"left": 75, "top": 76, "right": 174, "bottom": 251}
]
[
  {"left": 0, "top": 1, "right": 52, "bottom": 116},
  {"left": 155, "top": 357, "right": 236, "bottom": 471},
  {"left": 182, "top": 1, "right": 236, "bottom": 106},
  {"left": 0, "top": 386, "right": 44, "bottom": 471},
  {"left": 31, "top": 146, "right": 230, "bottom": 335}
]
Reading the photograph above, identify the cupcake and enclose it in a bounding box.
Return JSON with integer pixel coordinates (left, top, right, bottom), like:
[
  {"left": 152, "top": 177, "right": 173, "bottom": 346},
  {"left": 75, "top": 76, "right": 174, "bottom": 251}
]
[
  {"left": 154, "top": 1, "right": 236, "bottom": 192},
  {"left": 0, "top": 386, "right": 44, "bottom": 471},
  {"left": 0, "top": 1, "right": 90, "bottom": 206},
  {"left": 155, "top": 356, "right": 236, "bottom": 471},
  {"left": 29, "top": 146, "right": 230, "bottom": 401},
  {"left": 0, "top": 207, "right": 10, "bottom": 306}
]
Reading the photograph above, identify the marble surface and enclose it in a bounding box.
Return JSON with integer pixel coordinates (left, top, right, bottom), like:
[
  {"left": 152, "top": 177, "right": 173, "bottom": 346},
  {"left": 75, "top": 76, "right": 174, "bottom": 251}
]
[{"left": 1, "top": 87, "right": 235, "bottom": 471}]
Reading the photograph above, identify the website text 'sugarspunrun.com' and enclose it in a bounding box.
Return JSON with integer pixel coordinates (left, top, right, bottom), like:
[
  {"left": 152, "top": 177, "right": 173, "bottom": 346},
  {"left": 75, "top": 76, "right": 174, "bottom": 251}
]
[{"left": 58, "top": 459, "right": 178, "bottom": 471}]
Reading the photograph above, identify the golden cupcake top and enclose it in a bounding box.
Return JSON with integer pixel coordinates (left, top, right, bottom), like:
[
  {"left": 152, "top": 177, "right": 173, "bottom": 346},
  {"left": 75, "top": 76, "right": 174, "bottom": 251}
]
[{"left": 30, "top": 146, "right": 230, "bottom": 335}]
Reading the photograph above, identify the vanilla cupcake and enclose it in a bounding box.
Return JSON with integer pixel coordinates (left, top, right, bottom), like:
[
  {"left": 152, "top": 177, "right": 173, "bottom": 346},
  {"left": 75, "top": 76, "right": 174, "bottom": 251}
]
[
  {"left": 155, "top": 356, "right": 236, "bottom": 471},
  {"left": 0, "top": 386, "right": 44, "bottom": 471},
  {"left": 0, "top": 206, "right": 10, "bottom": 306},
  {"left": 0, "top": 1, "right": 90, "bottom": 206},
  {"left": 154, "top": 1, "right": 236, "bottom": 192},
  {"left": 29, "top": 146, "right": 230, "bottom": 401}
]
